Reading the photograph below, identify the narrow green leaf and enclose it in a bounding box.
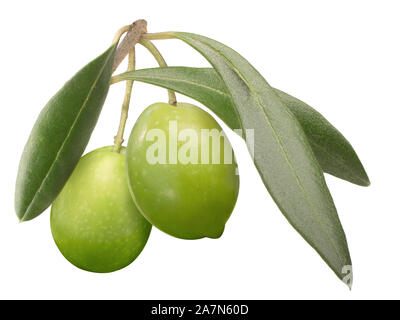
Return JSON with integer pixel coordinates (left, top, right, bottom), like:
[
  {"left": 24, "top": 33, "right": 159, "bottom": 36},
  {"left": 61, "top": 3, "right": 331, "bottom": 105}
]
[
  {"left": 118, "top": 67, "right": 239, "bottom": 129},
  {"left": 118, "top": 67, "right": 369, "bottom": 186},
  {"left": 15, "top": 44, "right": 117, "bottom": 221},
  {"left": 171, "top": 32, "right": 352, "bottom": 284}
]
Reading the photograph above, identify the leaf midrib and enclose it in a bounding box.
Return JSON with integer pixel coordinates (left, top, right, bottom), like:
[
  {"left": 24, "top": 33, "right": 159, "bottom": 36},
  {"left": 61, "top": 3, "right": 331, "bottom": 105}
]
[
  {"left": 181, "top": 34, "right": 344, "bottom": 267},
  {"left": 20, "top": 47, "right": 115, "bottom": 221}
]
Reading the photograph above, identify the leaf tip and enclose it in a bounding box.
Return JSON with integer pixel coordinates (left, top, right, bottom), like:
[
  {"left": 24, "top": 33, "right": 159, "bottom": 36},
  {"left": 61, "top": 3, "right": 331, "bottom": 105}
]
[
  {"left": 356, "top": 175, "right": 370, "bottom": 187},
  {"left": 17, "top": 211, "right": 28, "bottom": 223}
]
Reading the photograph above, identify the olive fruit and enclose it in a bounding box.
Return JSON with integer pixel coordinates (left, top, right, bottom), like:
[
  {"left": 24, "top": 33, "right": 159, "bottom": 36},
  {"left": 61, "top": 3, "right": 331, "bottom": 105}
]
[
  {"left": 50, "top": 146, "right": 151, "bottom": 273},
  {"left": 126, "top": 102, "right": 239, "bottom": 240}
]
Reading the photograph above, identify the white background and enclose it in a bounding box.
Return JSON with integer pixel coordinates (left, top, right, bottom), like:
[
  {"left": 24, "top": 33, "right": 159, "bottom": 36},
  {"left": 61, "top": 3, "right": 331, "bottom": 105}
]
[{"left": 0, "top": 0, "right": 398, "bottom": 300}]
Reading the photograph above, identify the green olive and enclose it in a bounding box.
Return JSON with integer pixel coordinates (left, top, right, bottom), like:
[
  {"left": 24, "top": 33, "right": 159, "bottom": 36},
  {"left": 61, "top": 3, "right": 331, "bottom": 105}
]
[
  {"left": 50, "top": 146, "right": 151, "bottom": 273},
  {"left": 126, "top": 102, "right": 239, "bottom": 240}
]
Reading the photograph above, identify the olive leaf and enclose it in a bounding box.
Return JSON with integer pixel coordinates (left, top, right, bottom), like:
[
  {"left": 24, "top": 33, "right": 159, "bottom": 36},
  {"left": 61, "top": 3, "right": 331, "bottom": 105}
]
[
  {"left": 168, "top": 32, "right": 352, "bottom": 284},
  {"left": 117, "top": 67, "right": 369, "bottom": 186},
  {"left": 117, "top": 67, "right": 238, "bottom": 129},
  {"left": 15, "top": 44, "right": 117, "bottom": 222}
]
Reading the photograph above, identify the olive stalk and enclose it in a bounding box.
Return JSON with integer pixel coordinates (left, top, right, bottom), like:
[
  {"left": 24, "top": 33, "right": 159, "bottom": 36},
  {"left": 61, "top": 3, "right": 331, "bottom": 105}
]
[
  {"left": 112, "top": 25, "right": 132, "bottom": 45},
  {"left": 141, "top": 32, "right": 174, "bottom": 41},
  {"left": 113, "top": 48, "right": 135, "bottom": 152},
  {"left": 139, "top": 40, "right": 177, "bottom": 106},
  {"left": 112, "top": 19, "right": 147, "bottom": 73}
]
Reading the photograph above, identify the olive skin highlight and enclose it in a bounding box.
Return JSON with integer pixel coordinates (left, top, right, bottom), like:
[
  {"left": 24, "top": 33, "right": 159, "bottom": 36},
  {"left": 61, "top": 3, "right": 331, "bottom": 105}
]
[
  {"left": 126, "top": 102, "right": 239, "bottom": 240},
  {"left": 51, "top": 146, "right": 151, "bottom": 273}
]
